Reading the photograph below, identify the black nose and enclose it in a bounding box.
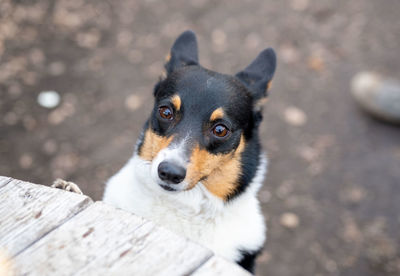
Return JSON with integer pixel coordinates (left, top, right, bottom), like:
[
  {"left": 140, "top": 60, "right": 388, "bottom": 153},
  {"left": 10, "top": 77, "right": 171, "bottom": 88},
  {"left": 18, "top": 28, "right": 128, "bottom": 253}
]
[{"left": 158, "top": 161, "right": 186, "bottom": 184}]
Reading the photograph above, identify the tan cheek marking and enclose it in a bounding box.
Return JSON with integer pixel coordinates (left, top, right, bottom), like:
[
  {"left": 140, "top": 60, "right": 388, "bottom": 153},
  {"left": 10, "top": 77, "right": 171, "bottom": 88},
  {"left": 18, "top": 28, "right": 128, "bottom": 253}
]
[
  {"left": 186, "top": 136, "right": 246, "bottom": 200},
  {"left": 210, "top": 107, "right": 224, "bottom": 121},
  {"left": 171, "top": 95, "right": 181, "bottom": 111},
  {"left": 138, "top": 129, "right": 173, "bottom": 161}
]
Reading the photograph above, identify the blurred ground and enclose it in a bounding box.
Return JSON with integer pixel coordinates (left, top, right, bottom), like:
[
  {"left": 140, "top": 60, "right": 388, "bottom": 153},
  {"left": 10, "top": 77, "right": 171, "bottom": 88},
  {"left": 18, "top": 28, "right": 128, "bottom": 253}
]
[{"left": 1, "top": 0, "right": 400, "bottom": 275}]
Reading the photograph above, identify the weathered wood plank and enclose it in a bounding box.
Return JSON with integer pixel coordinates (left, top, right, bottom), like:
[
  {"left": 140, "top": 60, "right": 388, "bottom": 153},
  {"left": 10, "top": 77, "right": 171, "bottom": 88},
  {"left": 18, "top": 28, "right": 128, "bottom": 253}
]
[
  {"left": 0, "top": 176, "right": 12, "bottom": 189},
  {"left": 0, "top": 178, "right": 92, "bottom": 257},
  {"left": 192, "top": 256, "right": 252, "bottom": 276},
  {"left": 15, "top": 202, "right": 213, "bottom": 276}
]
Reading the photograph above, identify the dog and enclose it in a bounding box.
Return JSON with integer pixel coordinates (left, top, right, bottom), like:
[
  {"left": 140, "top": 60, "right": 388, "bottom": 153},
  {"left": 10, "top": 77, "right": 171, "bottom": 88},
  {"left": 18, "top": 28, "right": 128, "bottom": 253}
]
[{"left": 103, "top": 30, "right": 276, "bottom": 273}]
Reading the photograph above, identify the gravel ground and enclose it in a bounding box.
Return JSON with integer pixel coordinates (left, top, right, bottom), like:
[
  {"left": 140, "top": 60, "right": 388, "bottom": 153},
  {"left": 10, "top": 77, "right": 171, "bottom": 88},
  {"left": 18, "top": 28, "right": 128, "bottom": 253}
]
[{"left": 1, "top": 0, "right": 400, "bottom": 275}]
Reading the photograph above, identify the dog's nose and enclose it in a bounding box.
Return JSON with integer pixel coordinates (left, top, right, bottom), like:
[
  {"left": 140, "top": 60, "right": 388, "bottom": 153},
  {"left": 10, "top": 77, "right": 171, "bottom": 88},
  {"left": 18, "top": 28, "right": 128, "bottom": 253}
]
[{"left": 158, "top": 161, "right": 186, "bottom": 184}]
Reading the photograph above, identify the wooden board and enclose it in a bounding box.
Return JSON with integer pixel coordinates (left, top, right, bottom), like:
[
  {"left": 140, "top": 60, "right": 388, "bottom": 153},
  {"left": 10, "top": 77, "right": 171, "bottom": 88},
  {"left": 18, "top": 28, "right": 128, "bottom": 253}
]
[
  {"left": 0, "top": 176, "right": 12, "bottom": 189},
  {"left": 0, "top": 178, "right": 92, "bottom": 257},
  {"left": 192, "top": 256, "right": 252, "bottom": 276},
  {"left": 15, "top": 202, "right": 213, "bottom": 276}
]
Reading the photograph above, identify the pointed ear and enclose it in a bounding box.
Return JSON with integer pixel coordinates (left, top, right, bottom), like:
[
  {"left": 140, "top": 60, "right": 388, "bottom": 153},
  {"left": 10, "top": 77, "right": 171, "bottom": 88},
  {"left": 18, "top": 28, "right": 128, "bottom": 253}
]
[
  {"left": 235, "top": 48, "right": 277, "bottom": 100},
  {"left": 164, "top": 30, "right": 199, "bottom": 75}
]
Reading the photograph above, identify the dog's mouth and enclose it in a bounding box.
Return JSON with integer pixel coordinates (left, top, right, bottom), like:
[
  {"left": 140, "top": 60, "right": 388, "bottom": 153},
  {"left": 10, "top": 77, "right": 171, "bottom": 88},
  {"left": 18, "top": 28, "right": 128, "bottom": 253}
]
[{"left": 159, "top": 183, "right": 178, "bottom": 192}]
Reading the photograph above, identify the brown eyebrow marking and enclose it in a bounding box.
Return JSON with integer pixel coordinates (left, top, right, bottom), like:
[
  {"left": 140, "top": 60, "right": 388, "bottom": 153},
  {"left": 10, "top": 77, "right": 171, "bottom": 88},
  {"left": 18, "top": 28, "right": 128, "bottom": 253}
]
[
  {"left": 210, "top": 107, "right": 224, "bottom": 121},
  {"left": 171, "top": 94, "right": 181, "bottom": 111}
]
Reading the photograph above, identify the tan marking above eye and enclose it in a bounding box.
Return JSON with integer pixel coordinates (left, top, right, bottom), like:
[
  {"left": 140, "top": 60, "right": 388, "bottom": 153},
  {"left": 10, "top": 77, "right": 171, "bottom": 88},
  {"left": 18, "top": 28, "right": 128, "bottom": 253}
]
[
  {"left": 186, "top": 135, "right": 246, "bottom": 200},
  {"left": 171, "top": 94, "right": 181, "bottom": 111},
  {"left": 210, "top": 107, "right": 224, "bottom": 121},
  {"left": 138, "top": 129, "right": 173, "bottom": 161}
]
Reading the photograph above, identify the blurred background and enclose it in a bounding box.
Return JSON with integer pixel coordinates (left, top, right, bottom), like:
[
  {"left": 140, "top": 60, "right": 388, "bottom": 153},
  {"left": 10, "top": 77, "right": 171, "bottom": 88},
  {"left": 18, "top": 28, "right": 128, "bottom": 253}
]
[{"left": 1, "top": 0, "right": 399, "bottom": 275}]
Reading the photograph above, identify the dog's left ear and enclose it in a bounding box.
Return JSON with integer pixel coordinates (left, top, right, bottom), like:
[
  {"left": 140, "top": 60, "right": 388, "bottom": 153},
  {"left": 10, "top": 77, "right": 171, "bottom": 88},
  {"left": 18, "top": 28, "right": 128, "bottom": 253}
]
[
  {"left": 235, "top": 48, "right": 277, "bottom": 100},
  {"left": 165, "top": 30, "right": 199, "bottom": 75}
]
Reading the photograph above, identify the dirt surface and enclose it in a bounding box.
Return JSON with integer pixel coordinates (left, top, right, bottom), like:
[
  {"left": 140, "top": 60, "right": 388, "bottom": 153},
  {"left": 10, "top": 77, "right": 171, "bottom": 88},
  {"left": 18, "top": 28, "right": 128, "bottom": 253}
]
[{"left": 1, "top": 0, "right": 400, "bottom": 275}]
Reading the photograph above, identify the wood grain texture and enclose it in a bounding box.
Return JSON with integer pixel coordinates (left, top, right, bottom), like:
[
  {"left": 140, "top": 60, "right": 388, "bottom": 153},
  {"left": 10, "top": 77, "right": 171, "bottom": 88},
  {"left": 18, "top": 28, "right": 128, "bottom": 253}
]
[
  {"left": 192, "top": 256, "right": 252, "bottom": 276},
  {"left": 15, "top": 202, "right": 213, "bottom": 276},
  {"left": 0, "top": 178, "right": 93, "bottom": 257},
  {"left": 0, "top": 176, "right": 12, "bottom": 189}
]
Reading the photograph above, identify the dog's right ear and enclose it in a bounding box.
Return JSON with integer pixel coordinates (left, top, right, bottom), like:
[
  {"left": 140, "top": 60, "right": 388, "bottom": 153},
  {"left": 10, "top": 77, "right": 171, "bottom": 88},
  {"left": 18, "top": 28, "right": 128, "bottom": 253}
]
[
  {"left": 235, "top": 48, "right": 276, "bottom": 100},
  {"left": 164, "top": 30, "right": 199, "bottom": 75}
]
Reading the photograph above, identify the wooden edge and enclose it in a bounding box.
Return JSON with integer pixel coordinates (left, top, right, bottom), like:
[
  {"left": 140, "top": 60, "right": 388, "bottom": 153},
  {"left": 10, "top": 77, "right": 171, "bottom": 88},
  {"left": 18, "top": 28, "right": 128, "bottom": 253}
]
[
  {"left": 191, "top": 255, "right": 252, "bottom": 276},
  {"left": 0, "top": 176, "right": 13, "bottom": 189},
  {"left": 0, "top": 177, "right": 93, "bottom": 257}
]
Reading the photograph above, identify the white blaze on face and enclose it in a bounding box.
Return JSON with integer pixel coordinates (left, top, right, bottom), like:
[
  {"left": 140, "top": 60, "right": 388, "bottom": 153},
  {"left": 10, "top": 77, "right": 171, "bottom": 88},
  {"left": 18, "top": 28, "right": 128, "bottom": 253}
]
[{"left": 150, "top": 139, "right": 190, "bottom": 191}]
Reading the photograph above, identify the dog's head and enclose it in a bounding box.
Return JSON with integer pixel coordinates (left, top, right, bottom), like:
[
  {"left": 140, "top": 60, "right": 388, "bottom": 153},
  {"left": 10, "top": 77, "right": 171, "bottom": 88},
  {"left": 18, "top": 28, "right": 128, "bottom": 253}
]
[{"left": 137, "top": 31, "right": 276, "bottom": 200}]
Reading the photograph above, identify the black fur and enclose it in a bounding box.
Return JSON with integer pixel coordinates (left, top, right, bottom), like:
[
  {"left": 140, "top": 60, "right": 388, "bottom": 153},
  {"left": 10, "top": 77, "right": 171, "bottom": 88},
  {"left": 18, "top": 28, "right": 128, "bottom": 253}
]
[{"left": 237, "top": 248, "right": 262, "bottom": 274}]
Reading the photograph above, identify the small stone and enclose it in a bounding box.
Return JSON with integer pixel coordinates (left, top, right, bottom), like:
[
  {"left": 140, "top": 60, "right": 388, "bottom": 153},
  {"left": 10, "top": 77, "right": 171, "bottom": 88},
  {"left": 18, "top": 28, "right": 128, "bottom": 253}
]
[
  {"left": 308, "top": 55, "right": 325, "bottom": 72},
  {"left": 351, "top": 71, "right": 400, "bottom": 124},
  {"left": 48, "top": 61, "right": 66, "bottom": 76},
  {"left": 19, "top": 154, "right": 33, "bottom": 169},
  {"left": 48, "top": 102, "right": 75, "bottom": 125},
  {"left": 280, "top": 212, "right": 300, "bottom": 228},
  {"left": 325, "top": 259, "right": 338, "bottom": 272},
  {"left": 43, "top": 139, "right": 58, "bottom": 154},
  {"left": 284, "top": 106, "right": 307, "bottom": 126},
  {"left": 211, "top": 29, "right": 227, "bottom": 53},
  {"left": 344, "top": 186, "right": 366, "bottom": 203},
  {"left": 290, "top": 0, "right": 309, "bottom": 11},
  {"left": 212, "top": 29, "right": 226, "bottom": 46},
  {"left": 298, "top": 146, "right": 318, "bottom": 162},
  {"left": 280, "top": 44, "right": 300, "bottom": 64},
  {"left": 125, "top": 94, "right": 143, "bottom": 111},
  {"left": 342, "top": 215, "right": 363, "bottom": 243},
  {"left": 37, "top": 91, "right": 61, "bottom": 109},
  {"left": 76, "top": 30, "right": 101, "bottom": 49}
]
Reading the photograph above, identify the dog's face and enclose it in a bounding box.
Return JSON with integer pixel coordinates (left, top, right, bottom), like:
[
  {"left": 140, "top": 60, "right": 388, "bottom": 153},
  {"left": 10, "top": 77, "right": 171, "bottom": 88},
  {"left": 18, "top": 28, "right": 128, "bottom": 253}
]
[{"left": 137, "top": 31, "right": 276, "bottom": 201}]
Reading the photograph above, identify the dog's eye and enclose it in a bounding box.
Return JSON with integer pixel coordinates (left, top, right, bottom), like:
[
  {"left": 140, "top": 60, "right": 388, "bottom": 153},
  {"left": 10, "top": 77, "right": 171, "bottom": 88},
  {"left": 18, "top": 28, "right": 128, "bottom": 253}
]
[
  {"left": 212, "top": 124, "right": 229, "bottom": 138},
  {"left": 159, "top": 106, "right": 174, "bottom": 120}
]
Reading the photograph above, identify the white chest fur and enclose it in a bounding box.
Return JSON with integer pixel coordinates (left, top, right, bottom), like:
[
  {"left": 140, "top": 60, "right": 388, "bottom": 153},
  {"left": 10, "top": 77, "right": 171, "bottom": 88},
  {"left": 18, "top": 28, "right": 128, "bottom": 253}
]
[{"left": 103, "top": 155, "right": 267, "bottom": 262}]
